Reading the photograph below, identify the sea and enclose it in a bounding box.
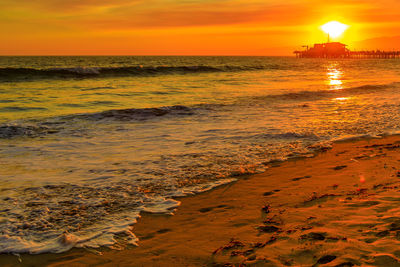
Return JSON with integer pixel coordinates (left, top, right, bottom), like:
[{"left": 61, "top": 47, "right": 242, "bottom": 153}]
[{"left": 1, "top": 56, "right": 400, "bottom": 254}]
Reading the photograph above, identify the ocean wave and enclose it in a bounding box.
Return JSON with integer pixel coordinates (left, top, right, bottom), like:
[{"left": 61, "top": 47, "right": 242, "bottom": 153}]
[
  {"left": 0, "top": 65, "right": 282, "bottom": 81},
  {"left": 256, "top": 82, "right": 400, "bottom": 101},
  {"left": 0, "top": 105, "right": 194, "bottom": 138},
  {"left": 3, "top": 80, "right": 399, "bottom": 139},
  {"left": 69, "top": 105, "right": 195, "bottom": 121}
]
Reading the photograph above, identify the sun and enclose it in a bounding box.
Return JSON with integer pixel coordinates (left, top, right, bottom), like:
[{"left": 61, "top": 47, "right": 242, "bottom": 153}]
[{"left": 321, "top": 21, "right": 349, "bottom": 39}]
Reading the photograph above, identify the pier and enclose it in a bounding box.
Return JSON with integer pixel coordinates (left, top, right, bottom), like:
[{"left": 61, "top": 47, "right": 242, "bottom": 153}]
[{"left": 294, "top": 42, "right": 400, "bottom": 58}]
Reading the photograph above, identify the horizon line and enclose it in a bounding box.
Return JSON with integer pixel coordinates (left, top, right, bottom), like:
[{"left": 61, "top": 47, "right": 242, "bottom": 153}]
[{"left": 0, "top": 54, "right": 293, "bottom": 57}]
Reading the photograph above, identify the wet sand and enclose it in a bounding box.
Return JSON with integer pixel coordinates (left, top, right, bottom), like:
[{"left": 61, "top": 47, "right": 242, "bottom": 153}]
[{"left": 4, "top": 135, "right": 400, "bottom": 266}]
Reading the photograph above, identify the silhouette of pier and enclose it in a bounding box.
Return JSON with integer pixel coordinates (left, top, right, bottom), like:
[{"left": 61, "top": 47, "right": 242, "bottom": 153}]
[{"left": 294, "top": 42, "right": 400, "bottom": 58}]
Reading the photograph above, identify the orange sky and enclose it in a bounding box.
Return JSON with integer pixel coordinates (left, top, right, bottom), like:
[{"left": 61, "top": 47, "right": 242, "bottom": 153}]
[{"left": 2, "top": 0, "right": 400, "bottom": 55}]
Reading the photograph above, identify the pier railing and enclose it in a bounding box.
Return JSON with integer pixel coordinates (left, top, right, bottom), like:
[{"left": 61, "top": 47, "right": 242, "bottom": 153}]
[{"left": 294, "top": 50, "right": 400, "bottom": 58}]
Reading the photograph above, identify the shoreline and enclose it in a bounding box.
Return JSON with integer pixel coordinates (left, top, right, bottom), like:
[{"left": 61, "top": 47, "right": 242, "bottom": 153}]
[{"left": 4, "top": 135, "right": 400, "bottom": 266}]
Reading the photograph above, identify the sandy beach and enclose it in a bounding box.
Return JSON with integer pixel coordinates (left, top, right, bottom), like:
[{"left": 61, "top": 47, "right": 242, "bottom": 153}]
[{"left": 3, "top": 135, "right": 400, "bottom": 266}]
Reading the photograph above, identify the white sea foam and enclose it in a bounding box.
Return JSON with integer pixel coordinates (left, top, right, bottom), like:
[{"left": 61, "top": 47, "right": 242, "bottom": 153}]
[{"left": 0, "top": 178, "right": 240, "bottom": 254}]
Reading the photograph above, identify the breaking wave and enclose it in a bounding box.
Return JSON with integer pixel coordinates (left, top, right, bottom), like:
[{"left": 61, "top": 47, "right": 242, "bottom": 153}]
[{"left": 0, "top": 64, "right": 283, "bottom": 81}]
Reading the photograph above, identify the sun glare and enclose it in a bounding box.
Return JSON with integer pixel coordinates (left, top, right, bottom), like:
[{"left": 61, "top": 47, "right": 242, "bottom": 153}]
[{"left": 321, "top": 21, "right": 349, "bottom": 39}]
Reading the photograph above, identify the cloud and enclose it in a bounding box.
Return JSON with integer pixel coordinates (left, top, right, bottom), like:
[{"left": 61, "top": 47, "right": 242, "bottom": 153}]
[
  {"left": 2, "top": 0, "right": 398, "bottom": 30},
  {"left": 76, "top": 4, "right": 311, "bottom": 29},
  {"left": 0, "top": 0, "right": 316, "bottom": 33},
  {"left": 0, "top": 0, "right": 141, "bottom": 12}
]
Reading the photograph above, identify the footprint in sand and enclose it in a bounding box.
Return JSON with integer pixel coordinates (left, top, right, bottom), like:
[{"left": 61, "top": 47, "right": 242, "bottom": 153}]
[{"left": 199, "top": 204, "right": 230, "bottom": 213}]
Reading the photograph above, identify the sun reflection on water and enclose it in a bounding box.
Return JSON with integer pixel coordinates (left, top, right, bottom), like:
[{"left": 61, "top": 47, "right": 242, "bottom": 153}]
[
  {"left": 326, "top": 64, "right": 343, "bottom": 90},
  {"left": 333, "top": 96, "right": 354, "bottom": 104},
  {"left": 334, "top": 97, "right": 350, "bottom": 101}
]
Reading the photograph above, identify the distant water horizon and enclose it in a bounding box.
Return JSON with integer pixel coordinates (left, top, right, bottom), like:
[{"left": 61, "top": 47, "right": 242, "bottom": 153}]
[
  {"left": 2, "top": 56, "right": 400, "bottom": 254},
  {"left": 0, "top": 54, "right": 293, "bottom": 57}
]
